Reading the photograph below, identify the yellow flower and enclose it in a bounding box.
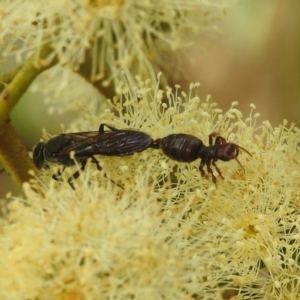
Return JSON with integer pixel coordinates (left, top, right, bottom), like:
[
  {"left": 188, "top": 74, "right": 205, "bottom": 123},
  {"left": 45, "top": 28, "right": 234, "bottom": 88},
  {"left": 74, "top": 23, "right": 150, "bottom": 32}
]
[
  {"left": 0, "top": 0, "right": 235, "bottom": 112},
  {"left": 1, "top": 76, "right": 300, "bottom": 299},
  {"left": 0, "top": 0, "right": 231, "bottom": 82}
]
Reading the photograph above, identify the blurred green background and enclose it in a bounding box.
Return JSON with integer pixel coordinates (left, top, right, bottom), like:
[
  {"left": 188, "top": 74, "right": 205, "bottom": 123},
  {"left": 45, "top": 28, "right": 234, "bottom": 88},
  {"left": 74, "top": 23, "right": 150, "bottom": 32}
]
[{"left": 1, "top": 0, "right": 300, "bottom": 197}]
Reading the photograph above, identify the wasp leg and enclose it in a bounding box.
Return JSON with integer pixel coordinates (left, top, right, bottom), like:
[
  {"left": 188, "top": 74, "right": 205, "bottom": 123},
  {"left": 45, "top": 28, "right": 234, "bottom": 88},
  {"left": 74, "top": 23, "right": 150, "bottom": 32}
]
[
  {"left": 52, "top": 156, "right": 124, "bottom": 190},
  {"left": 99, "top": 123, "right": 120, "bottom": 134},
  {"left": 68, "top": 180, "right": 75, "bottom": 190},
  {"left": 66, "top": 161, "right": 88, "bottom": 190},
  {"left": 51, "top": 165, "right": 80, "bottom": 190},
  {"left": 199, "top": 159, "right": 207, "bottom": 179},
  {"left": 214, "top": 136, "right": 227, "bottom": 145},
  {"left": 206, "top": 160, "right": 217, "bottom": 184},
  {"left": 208, "top": 132, "right": 218, "bottom": 146},
  {"left": 212, "top": 160, "right": 224, "bottom": 180},
  {"left": 90, "top": 156, "right": 102, "bottom": 171},
  {"left": 52, "top": 167, "right": 66, "bottom": 181},
  {"left": 90, "top": 156, "right": 124, "bottom": 190},
  {"left": 208, "top": 133, "right": 226, "bottom": 146}
]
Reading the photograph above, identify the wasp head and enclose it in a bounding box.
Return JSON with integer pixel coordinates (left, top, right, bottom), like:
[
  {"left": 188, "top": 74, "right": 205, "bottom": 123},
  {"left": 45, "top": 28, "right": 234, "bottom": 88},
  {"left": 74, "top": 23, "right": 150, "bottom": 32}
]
[
  {"left": 215, "top": 143, "right": 240, "bottom": 161},
  {"left": 32, "top": 142, "right": 46, "bottom": 169},
  {"left": 216, "top": 143, "right": 252, "bottom": 170}
]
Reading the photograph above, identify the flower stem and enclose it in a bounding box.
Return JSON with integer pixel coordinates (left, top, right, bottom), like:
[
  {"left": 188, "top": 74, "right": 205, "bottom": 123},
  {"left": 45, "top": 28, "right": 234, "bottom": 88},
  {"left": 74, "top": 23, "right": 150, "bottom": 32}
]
[
  {"left": 0, "top": 42, "right": 58, "bottom": 194},
  {"left": 0, "top": 67, "right": 22, "bottom": 94},
  {"left": 0, "top": 119, "right": 34, "bottom": 195},
  {"left": 0, "top": 42, "right": 57, "bottom": 122}
]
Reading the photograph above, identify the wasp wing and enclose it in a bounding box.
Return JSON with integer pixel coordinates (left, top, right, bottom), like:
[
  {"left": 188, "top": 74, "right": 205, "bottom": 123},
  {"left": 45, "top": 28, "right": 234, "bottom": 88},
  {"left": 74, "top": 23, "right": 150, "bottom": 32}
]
[{"left": 57, "top": 130, "right": 153, "bottom": 157}]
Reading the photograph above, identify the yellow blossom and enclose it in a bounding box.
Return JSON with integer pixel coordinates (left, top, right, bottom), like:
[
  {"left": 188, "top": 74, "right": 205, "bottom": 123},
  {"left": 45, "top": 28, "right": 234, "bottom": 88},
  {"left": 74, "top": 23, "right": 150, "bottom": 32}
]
[
  {"left": 0, "top": 0, "right": 235, "bottom": 112},
  {"left": 1, "top": 76, "right": 300, "bottom": 299},
  {"left": 0, "top": 0, "right": 232, "bottom": 93}
]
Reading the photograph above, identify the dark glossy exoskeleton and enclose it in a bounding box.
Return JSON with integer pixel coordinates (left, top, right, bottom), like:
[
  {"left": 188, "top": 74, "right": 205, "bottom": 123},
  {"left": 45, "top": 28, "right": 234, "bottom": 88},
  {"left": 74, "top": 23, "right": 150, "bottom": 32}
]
[
  {"left": 33, "top": 123, "right": 154, "bottom": 189},
  {"left": 151, "top": 132, "right": 252, "bottom": 184}
]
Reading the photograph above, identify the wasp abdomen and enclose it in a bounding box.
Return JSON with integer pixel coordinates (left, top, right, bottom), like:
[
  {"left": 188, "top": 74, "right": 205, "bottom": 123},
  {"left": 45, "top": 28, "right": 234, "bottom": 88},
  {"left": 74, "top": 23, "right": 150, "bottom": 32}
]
[{"left": 160, "top": 134, "right": 204, "bottom": 163}]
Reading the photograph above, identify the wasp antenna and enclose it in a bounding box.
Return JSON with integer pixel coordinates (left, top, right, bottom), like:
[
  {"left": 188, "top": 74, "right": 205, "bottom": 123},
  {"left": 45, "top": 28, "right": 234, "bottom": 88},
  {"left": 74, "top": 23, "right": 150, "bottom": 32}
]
[{"left": 238, "top": 145, "right": 252, "bottom": 157}]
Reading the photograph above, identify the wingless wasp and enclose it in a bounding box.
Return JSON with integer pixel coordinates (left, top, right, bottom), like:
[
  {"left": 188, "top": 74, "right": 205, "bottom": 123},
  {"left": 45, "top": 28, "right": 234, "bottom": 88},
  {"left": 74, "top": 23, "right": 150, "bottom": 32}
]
[
  {"left": 33, "top": 123, "right": 154, "bottom": 189},
  {"left": 151, "top": 132, "right": 252, "bottom": 184}
]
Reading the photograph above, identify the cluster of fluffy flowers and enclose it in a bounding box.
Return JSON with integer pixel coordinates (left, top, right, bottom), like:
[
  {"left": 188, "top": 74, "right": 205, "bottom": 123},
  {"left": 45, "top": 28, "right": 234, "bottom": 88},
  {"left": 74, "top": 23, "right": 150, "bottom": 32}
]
[
  {"left": 0, "top": 0, "right": 235, "bottom": 113},
  {"left": 0, "top": 75, "right": 300, "bottom": 299},
  {"left": 0, "top": 0, "right": 231, "bottom": 81}
]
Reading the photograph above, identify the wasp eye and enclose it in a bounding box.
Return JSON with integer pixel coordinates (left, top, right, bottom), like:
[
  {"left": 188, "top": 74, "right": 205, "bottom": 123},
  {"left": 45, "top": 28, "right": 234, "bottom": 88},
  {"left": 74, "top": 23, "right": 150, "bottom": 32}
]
[{"left": 33, "top": 142, "right": 46, "bottom": 169}]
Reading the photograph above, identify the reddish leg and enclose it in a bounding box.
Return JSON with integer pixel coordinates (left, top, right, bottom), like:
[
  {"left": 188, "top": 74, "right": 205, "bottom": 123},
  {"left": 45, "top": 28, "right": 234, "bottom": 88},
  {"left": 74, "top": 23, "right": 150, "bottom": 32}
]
[
  {"left": 199, "top": 159, "right": 207, "bottom": 178},
  {"left": 212, "top": 160, "right": 224, "bottom": 180},
  {"left": 206, "top": 160, "right": 217, "bottom": 184},
  {"left": 209, "top": 132, "right": 226, "bottom": 146}
]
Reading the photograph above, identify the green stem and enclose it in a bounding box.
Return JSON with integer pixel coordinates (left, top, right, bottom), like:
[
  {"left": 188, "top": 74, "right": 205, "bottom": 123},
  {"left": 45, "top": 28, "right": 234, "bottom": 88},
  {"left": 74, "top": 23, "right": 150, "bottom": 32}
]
[
  {"left": 0, "top": 67, "right": 22, "bottom": 94},
  {"left": 0, "top": 119, "right": 34, "bottom": 195},
  {"left": 0, "top": 42, "right": 57, "bottom": 122},
  {"left": 0, "top": 42, "right": 58, "bottom": 194}
]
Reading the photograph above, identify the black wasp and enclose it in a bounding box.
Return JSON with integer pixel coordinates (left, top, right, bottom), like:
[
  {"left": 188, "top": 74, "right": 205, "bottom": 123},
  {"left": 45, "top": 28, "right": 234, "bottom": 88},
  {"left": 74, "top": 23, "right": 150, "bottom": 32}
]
[{"left": 33, "top": 123, "right": 153, "bottom": 189}]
